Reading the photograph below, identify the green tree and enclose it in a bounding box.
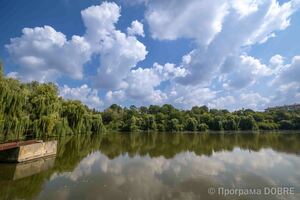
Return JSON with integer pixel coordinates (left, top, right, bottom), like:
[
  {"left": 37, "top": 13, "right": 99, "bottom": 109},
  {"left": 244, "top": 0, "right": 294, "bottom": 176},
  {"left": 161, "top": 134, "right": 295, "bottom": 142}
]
[
  {"left": 257, "top": 121, "right": 278, "bottom": 130},
  {"left": 167, "top": 118, "right": 181, "bottom": 132},
  {"left": 239, "top": 116, "right": 258, "bottom": 130},
  {"left": 122, "top": 116, "right": 139, "bottom": 132},
  {"left": 223, "top": 118, "right": 238, "bottom": 130},
  {"left": 197, "top": 123, "right": 209, "bottom": 131},
  {"left": 185, "top": 117, "right": 198, "bottom": 131},
  {"left": 209, "top": 116, "right": 223, "bottom": 131},
  {"left": 142, "top": 114, "right": 157, "bottom": 131},
  {"left": 279, "top": 120, "right": 294, "bottom": 130},
  {"left": 0, "top": 60, "right": 3, "bottom": 78}
]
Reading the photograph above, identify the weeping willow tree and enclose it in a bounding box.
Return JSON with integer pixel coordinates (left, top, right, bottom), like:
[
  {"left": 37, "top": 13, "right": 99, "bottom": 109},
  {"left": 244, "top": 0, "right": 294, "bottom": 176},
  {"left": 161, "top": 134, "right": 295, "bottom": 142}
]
[
  {"left": 0, "top": 63, "right": 104, "bottom": 141},
  {"left": 61, "top": 100, "right": 104, "bottom": 135},
  {"left": 26, "top": 82, "right": 63, "bottom": 137},
  {"left": 0, "top": 61, "right": 3, "bottom": 77},
  {"left": 0, "top": 74, "right": 30, "bottom": 140}
]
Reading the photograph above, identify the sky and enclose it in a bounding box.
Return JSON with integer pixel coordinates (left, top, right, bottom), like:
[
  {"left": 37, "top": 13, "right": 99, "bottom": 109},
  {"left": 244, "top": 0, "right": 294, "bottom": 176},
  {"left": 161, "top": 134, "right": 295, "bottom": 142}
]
[{"left": 1, "top": 0, "right": 300, "bottom": 111}]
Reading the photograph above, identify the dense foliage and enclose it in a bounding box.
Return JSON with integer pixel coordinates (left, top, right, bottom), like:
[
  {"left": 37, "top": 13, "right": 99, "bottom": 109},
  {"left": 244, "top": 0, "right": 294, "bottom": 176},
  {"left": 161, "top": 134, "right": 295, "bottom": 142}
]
[
  {"left": 102, "top": 104, "right": 300, "bottom": 132},
  {"left": 0, "top": 62, "right": 104, "bottom": 140},
  {"left": 0, "top": 63, "right": 300, "bottom": 140}
]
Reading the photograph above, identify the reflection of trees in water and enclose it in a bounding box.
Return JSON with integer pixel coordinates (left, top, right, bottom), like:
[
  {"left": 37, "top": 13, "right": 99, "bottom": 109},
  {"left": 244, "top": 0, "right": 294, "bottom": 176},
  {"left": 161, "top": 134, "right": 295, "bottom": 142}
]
[
  {"left": 95, "top": 132, "right": 300, "bottom": 159},
  {"left": 0, "top": 169, "right": 53, "bottom": 200},
  {"left": 1, "top": 132, "right": 300, "bottom": 200}
]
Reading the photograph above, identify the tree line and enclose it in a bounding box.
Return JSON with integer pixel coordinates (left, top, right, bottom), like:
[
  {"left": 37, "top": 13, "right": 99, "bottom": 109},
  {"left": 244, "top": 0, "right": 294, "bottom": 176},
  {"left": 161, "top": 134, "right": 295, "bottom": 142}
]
[
  {"left": 0, "top": 62, "right": 300, "bottom": 140},
  {"left": 0, "top": 62, "right": 104, "bottom": 140},
  {"left": 102, "top": 103, "right": 300, "bottom": 132}
]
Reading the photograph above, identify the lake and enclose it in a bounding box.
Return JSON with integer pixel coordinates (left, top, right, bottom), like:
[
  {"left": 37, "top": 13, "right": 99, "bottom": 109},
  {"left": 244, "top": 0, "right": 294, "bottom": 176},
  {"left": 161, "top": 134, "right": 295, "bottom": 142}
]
[{"left": 0, "top": 132, "right": 300, "bottom": 200}]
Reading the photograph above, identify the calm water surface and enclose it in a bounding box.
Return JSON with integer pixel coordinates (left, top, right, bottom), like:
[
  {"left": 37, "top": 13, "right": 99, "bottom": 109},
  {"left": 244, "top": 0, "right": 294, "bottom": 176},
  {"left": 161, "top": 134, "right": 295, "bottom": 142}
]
[{"left": 0, "top": 132, "right": 300, "bottom": 200}]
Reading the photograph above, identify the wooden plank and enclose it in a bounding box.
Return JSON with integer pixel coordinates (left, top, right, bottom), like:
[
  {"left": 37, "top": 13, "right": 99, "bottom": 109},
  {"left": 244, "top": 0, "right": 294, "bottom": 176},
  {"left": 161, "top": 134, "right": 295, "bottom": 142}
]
[
  {"left": 0, "top": 140, "right": 57, "bottom": 163},
  {"left": 0, "top": 140, "right": 38, "bottom": 151}
]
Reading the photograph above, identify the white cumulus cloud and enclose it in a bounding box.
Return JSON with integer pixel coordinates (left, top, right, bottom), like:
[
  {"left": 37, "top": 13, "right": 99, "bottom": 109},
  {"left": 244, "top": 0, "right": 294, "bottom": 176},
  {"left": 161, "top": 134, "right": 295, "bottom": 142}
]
[
  {"left": 80, "top": 3, "right": 148, "bottom": 90},
  {"left": 6, "top": 26, "right": 91, "bottom": 82},
  {"left": 5, "top": 0, "right": 300, "bottom": 110},
  {"left": 137, "top": 0, "right": 299, "bottom": 91},
  {"left": 105, "top": 63, "right": 187, "bottom": 106},
  {"left": 6, "top": 2, "right": 147, "bottom": 91},
  {"left": 60, "top": 84, "right": 103, "bottom": 110},
  {"left": 221, "top": 55, "right": 273, "bottom": 90},
  {"left": 127, "top": 20, "right": 145, "bottom": 37}
]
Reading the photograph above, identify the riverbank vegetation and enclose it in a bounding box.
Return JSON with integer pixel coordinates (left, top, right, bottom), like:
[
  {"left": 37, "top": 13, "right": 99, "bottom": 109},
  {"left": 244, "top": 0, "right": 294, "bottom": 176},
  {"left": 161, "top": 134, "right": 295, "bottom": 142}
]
[
  {"left": 102, "top": 103, "right": 300, "bottom": 132},
  {"left": 0, "top": 63, "right": 104, "bottom": 140},
  {"left": 0, "top": 63, "right": 300, "bottom": 140}
]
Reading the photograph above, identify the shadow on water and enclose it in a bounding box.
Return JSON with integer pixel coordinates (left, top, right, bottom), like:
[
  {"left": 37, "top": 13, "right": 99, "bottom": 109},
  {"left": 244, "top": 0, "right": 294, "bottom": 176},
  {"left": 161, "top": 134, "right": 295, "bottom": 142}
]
[{"left": 0, "top": 132, "right": 300, "bottom": 200}]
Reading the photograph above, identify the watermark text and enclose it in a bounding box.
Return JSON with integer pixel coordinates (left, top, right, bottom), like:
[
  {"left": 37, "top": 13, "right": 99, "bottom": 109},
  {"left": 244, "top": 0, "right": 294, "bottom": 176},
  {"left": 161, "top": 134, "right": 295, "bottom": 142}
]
[{"left": 208, "top": 187, "right": 295, "bottom": 197}]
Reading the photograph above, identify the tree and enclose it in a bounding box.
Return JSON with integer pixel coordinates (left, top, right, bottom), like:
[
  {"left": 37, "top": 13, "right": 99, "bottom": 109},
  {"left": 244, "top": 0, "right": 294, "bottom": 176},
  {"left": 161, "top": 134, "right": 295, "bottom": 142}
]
[
  {"left": 292, "top": 115, "right": 300, "bottom": 129},
  {"left": 167, "top": 118, "right": 181, "bottom": 132},
  {"left": 197, "top": 123, "right": 209, "bottom": 131},
  {"left": 142, "top": 114, "right": 157, "bottom": 131},
  {"left": 161, "top": 104, "right": 176, "bottom": 114},
  {"left": 185, "top": 118, "right": 198, "bottom": 131},
  {"left": 198, "top": 113, "right": 212, "bottom": 125},
  {"left": 239, "top": 116, "right": 258, "bottom": 130},
  {"left": 279, "top": 120, "right": 294, "bottom": 130},
  {"left": 139, "top": 106, "right": 148, "bottom": 114},
  {"left": 209, "top": 116, "right": 223, "bottom": 131},
  {"left": 0, "top": 60, "right": 3, "bottom": 78},
  {"left": 200, "top": 106, "right": 209, "bottom": 113},
  {"left": 244, "top": 109, "right": 255, "bottom": 115},
  {"left": 109, "top": 104, "right": 123, "bottom": 112},
  {"left": 149, "top": 105, "right": 161, "bottom": 114},
  {"left": 223, "top": 118, "right": 238, "bottom": 130},
  {"left": 90, "top": 114, "right": 105, "bottom": 134},
  {"left": 273, "top": 110, "right": 291, "bottom": 122},
  {"left": 28, "top": 83, "right": 60, "bottom": 118},
  {"left": 155, "top": 113, "right": 166, "bottom": 131},
  {"left": 191, "top": 106, "right": 208, "bottom": 114},
  {"left": 257, "top": 121, "right": 278, "bottom": 130},
  {"left": 2, "top": 60, "right": 300, "bottom": 138},
  {"left": 122, "top": 116, "right": 139, "bottom": 132}
]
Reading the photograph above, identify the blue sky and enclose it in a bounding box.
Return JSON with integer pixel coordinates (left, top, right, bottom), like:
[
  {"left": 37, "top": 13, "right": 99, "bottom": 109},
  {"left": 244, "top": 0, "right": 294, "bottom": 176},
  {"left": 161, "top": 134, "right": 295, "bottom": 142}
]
[{"left": 1, "top": 0, "right": 300, "bottom": 110}]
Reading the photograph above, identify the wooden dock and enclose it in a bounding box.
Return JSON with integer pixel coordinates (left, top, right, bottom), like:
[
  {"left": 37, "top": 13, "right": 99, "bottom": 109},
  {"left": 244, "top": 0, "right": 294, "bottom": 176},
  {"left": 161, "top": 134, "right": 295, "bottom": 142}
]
[
  {"left": 0, "top": 140, "right": 39, "bottom": 151},
  {"left": 0, "top": 140, "right": 57, "bottom": 163}
]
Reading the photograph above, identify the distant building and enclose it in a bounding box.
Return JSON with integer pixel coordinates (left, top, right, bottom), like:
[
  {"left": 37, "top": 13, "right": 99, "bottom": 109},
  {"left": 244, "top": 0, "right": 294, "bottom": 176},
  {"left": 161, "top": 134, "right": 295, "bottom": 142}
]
[{"left": 265, "top": 104, "right": 300, "bottom": 112}]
